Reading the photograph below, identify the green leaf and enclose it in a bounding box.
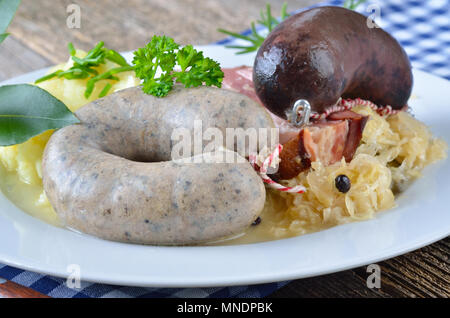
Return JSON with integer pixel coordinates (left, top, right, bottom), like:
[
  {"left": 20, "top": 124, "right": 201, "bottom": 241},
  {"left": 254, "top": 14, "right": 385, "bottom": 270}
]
[
  {"left": 0, "top": 0, "right": 21, "bottom": 36},
  {"left": 343, "top": 0, "right": 368, "bottom": 10},
  {"left": 67, "top": 42, "right": 76, "bottom": 56},
  {"left": 0, "top": 32, "right": 8, "bottom": 44},
  {"left": 99, "top": 83, "right": 112, "bottom": 98},
  {"left": 105, "top": 49, "right": 131, "bottom": 67},
  {"left": 175, "top": 57, "right": 223, "bottom": 88},
  {"left": 218, "top": 2, "right": 289, "bottom": 55},
  {"left": 34, "top": 70, "right": 64, "bottom": 84},
  {"left": 142, "top": 73, "right": 174, "bottom": 97},
  {"left": 84, "top": 65, "right": 134, "bottom": 98},
  {"left": 35, "top": 41, "right": 132, "bottom": 99},
  {"left": 0, "top": 84, "right": 79, "bottom": 146},
  {"left": 132, "top": 35, "right": 223, "bottom": 97},
  {"left": 280, "top": 2, "right": 289, "bottom": 20},
  {"left": 176, "top": 45, "right": 204, "bottom": 71}
]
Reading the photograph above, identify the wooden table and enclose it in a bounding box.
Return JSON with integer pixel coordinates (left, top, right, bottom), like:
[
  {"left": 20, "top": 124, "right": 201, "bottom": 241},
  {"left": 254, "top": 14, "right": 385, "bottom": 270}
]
[{"left": 0, "top": 0, "right": 449, "bottom": 298}]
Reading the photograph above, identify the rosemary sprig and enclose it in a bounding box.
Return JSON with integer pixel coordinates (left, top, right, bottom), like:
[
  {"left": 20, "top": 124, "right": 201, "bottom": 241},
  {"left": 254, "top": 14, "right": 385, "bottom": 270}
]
[
  {"left": 217, "top": 2, "right": 289, "bottom": 54},
  {"left": 218, "top": 1, "right": 369, "bottom": 55},
  {"left": 343, "top": 0, "right": 368, "bottom": 10}
]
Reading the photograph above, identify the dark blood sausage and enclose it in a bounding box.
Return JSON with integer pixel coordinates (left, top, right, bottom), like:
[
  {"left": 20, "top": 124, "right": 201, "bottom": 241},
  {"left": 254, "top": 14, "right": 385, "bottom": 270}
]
[
  {"left": 253, "top": 6, "right": 413, "bottom": 119},
  {"left": 223, "top": 66, "right": 368, "bottom": 180}
]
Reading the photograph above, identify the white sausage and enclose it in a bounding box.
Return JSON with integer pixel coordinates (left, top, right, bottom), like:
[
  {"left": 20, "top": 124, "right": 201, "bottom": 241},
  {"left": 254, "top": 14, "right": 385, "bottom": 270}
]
[{"left": 42, "top": 86, "right": 275, "bottom": 245}]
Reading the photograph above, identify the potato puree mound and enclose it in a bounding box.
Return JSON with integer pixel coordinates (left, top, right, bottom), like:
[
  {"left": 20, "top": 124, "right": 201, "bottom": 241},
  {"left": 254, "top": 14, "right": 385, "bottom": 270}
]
[
  {"left": 263, "top": 106, "right": 447, "bottom": 239},
  {"left": 0, "top": 51, "right": 140, "bottom": 214}
]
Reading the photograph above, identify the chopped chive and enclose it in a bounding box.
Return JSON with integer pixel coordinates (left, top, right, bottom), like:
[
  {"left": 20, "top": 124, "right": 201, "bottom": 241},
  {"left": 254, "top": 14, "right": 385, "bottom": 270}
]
[
  {"left": 105, "top": 50, "right": 130, "bottom": 67},
  {"left": 36, "top": 41, "right": 133, "bottom": 99},
  {"left": 34, "top": 70, "right": 62, "bottom": 84},
  {"left": 68, "top": 43, "right": 76, "bottom": 56},
  {"left": 99, "top": 83, "right": 112, "bottom": 98},
  {"left": 84, "top": 79, "right": 95, "bottom": 98}
]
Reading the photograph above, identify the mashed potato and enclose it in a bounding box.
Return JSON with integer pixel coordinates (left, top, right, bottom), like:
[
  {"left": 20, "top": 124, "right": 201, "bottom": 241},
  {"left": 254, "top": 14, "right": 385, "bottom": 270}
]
[
  {"left": 36, "top": 51, "right": 139, "bottom": 113},
  {"left": 260, "top": 106, "right": 447, "bottom": 240},
  {"left": 0, "top": 51, "right": 140, "bottom": 210}
]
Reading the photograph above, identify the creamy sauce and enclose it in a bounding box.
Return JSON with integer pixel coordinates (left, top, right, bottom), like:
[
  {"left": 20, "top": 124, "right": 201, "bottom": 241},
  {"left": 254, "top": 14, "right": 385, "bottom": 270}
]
[
  {"left": 0, "top": 163, "right": 322, "bottom": 245},
  {"left": 209, "top": 190, "right": 332, "bottom": 245},
  {"left": 0, "top": 165, "right": 61, "bottom": 227}
]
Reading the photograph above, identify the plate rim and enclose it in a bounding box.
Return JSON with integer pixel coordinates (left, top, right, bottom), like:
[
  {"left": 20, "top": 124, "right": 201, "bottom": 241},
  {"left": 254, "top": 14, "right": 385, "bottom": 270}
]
[
  {"left": 0, "top": 222, "right": 448, "bottom": 288},
  {"left": 0, "top": 45, "right": 449, "bottom": 288}
]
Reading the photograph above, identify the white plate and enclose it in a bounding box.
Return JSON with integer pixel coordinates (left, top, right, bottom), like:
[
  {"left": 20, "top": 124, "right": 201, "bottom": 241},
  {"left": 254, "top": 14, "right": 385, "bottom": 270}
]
[{"left": 0, "top": 45, "right": 449, "bottom": 287}]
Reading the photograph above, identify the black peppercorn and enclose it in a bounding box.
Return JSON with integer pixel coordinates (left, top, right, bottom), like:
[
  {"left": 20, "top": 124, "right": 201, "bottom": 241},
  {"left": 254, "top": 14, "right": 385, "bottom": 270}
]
[
  {"left": 335, "top": 174, "right": 351, "bottom": 193},
  {"left": 252, "top": 217, "right": 262, "bottom": 226}
]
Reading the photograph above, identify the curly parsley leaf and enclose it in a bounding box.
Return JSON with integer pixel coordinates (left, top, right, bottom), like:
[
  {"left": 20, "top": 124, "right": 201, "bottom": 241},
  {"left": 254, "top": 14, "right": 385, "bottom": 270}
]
[
  {"left": 132, "top": 36, "right": 223, "bottom": 97},
  {"left": 176, "top": 45, "right": 205, "bottom": 71},
  {"left": 143, "top": 73, "right": 174, "bottom": 97},
  {"left": 175, "top": 48, "right": 223, "bottom": 88},
  {"left": 132, "top": 35, "right": 179, "bottom": 96}
]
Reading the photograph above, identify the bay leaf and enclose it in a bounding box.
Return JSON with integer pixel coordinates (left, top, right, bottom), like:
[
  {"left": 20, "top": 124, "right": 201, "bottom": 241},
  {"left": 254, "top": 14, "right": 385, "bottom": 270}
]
[
  {"left": 0, "top": 0, "right": 21, "bottom": 44},
  {"left": 0, "top": 84, "right": 79, "bottom": 146}
]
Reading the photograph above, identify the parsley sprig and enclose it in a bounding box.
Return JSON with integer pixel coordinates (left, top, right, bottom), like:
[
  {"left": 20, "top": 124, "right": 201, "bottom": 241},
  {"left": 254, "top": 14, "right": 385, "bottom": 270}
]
[
  {"left": 133, "top": 36, "right": 223, "bottom": 97},
  {"left": 35, "top": 36, "right": 223, "bottom": 98},
  {"left": 217, "top": 3, "right": 289, "bottom": 54}
]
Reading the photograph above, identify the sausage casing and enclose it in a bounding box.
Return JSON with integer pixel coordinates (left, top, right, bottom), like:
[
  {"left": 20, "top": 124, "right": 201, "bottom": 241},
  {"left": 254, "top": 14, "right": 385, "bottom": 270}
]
[{"left": 42, "top": 86, "right": 274, "bottom": 245}]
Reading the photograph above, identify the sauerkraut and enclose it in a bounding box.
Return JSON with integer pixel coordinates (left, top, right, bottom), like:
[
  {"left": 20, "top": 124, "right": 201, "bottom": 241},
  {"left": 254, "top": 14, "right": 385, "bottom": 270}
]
[
  {"left": 354, "top": 106, "right": 447, "bottom": 190},
  {"left": 263, "top": 105, "right": 447, "bottom": 239}
]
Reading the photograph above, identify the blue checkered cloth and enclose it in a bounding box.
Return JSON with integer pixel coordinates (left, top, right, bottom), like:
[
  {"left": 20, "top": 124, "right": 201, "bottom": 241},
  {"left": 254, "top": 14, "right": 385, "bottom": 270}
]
[{"left": 1, "top": 0, "right": 449, "bottom": 298}]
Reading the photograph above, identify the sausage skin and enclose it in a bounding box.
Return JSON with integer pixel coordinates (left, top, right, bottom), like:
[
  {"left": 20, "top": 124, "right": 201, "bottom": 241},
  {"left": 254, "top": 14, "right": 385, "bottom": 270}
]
[
  {"left": 253, "top": 6, "right": 413, "bottom": 119},
  {"left": 42, "top": 86, "right": 274, "bottom": 245}
]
